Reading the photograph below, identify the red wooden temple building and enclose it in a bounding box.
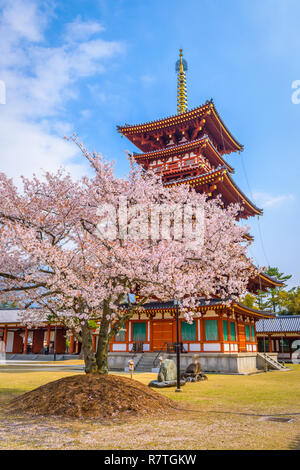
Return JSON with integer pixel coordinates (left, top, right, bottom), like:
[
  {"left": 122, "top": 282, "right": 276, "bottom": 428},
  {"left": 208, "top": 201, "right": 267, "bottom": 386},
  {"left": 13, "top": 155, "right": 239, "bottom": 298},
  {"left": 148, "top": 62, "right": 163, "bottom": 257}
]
[
  {"left": 0, "top": 309, "right": 69, "bottom": 355},
  {"left": 256, "top": 315, "right": 300, "bottom": 362}
]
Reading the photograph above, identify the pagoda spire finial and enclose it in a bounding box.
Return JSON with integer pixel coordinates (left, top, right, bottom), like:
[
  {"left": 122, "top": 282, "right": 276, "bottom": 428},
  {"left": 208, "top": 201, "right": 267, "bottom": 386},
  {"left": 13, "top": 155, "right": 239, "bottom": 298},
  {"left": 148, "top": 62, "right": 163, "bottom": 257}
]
[{"left": 175, "top": 49, "right": 188, "bottom": 114}]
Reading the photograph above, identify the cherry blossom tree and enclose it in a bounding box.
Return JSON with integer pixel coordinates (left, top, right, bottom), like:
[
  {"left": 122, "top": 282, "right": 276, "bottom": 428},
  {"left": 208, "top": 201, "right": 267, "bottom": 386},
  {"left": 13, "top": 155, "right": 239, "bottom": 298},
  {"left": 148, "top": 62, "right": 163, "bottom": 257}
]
[{"left": 0, "top": 137, "right": 256, "bottom": 373}]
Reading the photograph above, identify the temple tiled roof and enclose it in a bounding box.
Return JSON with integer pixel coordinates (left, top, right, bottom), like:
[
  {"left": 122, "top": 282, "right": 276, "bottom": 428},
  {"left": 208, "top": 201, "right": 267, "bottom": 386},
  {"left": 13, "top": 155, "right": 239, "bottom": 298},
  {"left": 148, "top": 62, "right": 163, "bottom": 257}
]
[
  {"left": 0, "top": 308, "right": 44, "bottom": 324},
  {"left": 141, "top": 298, "right": 227, "bottom": 310},
  {"left": 118, "top": 101, "right": 213, "bottom": 133},
  {"left": 164, "top": 166, "right": 262, "bottom": 217},
  {"left": 224, "top": 172, "right": 263, "bottom": 216},
  {"left": 256, "top": 315, "right": 300, "bottom": 333},
  {"left": 0, "top": 309, "right": 35, "bottom": 323},
  {"left": 137, "top": 299, "right": 274, "bottom": 318},
  {"left": 248, "top": 273, "right": 284, "bottom": 293},
  {"left": 258, "top": 273, "right": 283, "bottom": 287},
  {"left": 164, "top": 165, "right": 226, "bottom": 186},
  {"left": 118, "top": 100, "right": 243, "bottom": 154},
  {"left": 234, "top": 303, "right": 273, "bottom": 317}
]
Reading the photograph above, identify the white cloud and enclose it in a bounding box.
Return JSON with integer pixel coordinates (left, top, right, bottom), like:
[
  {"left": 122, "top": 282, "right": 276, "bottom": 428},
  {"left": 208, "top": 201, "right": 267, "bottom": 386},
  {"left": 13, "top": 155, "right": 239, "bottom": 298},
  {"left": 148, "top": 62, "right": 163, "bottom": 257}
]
[
  {"left": 141, "top": 74, "right": 155, "bottom": 84},
  {"left": 79, "top": 109, "right": 92, "bottom": 120},
  {"left": 64, "top": 16, "right": 105, "bottom": 42},
  {"left": 0, "top": 0, "right": 124, "bottom": 182},
  {"left": 253, "top": 191, "right": 295, "bottom": 208},
  {"left": 1, "top": 0, "right": 45, "bottom": 42},
  {"left": 0, "top": 117, "right": 86, "bottom": 180}
]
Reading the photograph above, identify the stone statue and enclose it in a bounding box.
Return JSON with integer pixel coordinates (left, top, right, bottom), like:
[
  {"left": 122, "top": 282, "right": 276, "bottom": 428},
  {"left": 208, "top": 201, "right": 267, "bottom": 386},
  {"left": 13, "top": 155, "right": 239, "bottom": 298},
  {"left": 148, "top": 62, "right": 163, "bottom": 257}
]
[
  {"left": 158, "top": 358, "right": 177, "bottom": 382},
  {"left": 148, "top": 358, "right": 186, "bottom": 388},
  {"left": 181, "top": 355, "right": 207, "bottom": 382}
]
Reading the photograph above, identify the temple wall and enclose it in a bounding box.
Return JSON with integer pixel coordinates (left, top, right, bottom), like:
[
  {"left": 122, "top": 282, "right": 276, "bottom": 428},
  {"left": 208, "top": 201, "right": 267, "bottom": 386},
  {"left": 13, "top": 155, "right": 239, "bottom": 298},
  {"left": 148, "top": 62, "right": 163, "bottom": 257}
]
[
  {"left": 168, "top": 353, "right": 260, "bottom": 374},
  {"left": 107, "top": 352, "right": 273, "bottom": 374},
  {"left": 108, "top": 352, "right": 142, "bottom": 370}
]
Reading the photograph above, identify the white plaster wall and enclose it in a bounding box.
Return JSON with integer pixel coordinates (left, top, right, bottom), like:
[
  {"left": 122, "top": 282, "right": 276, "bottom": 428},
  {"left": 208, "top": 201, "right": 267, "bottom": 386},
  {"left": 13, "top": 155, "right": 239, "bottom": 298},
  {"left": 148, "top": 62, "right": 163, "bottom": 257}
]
[
  {"left": 112, "top": 344, "right": 126, "bottom": 351},
  {"left": 189, "top": 344, "right": 200, "bottom": 352},
  {"left": 203, "top": 343, "right": 221, "bottom": 352}
]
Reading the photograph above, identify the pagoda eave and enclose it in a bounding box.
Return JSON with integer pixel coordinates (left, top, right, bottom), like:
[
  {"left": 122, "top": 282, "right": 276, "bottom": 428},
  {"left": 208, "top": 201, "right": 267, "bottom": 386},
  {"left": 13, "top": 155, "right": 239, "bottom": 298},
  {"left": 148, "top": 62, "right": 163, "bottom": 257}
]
[
  {"left": 233, "top": 302, "right": 275, "bottom": 319},
  {"left": 248, "top": 273, "right": 284, "bottom": 294},
  {"left": 221, "top": 173, "right": 263, "bottom": 218},
  {"left": 243, "top": 233, "right": 254, "bottom": 242},
  {"left": 164, "top": 168, "right": 262, "bottom": 219},
  {"left": 118, "top": 101, "right": 243, "bottom": 155}
]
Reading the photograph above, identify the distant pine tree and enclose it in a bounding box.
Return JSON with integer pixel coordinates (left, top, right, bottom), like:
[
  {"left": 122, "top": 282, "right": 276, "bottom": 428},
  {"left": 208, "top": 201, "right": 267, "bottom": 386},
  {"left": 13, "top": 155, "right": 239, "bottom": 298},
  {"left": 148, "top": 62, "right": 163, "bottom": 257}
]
[
  {"left": 278, "top": 287, "right": 300, "bottom": 315},
  {"left": 265, "top": 267, "right": 292, "bottom": 313},
  {"left": 240, "top": 267, "right": 295, "bottom": 313}
]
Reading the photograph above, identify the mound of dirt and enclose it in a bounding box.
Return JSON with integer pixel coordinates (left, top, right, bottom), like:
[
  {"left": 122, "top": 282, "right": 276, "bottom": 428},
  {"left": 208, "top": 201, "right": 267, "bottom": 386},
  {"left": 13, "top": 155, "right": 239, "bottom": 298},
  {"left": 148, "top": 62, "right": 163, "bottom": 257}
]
[{"left": 9, "top": 374, "right": 176, "bottom": 419}]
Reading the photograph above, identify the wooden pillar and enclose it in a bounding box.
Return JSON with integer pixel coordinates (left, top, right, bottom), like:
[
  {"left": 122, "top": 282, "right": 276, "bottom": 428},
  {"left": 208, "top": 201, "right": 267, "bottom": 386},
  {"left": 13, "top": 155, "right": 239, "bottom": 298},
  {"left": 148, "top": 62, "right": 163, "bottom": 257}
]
[
  {"left": 197, "top": 318, "right": 201, "bottom": 351},
  {"left": 149, "top": 317, "right": 152, "bottom": 352},
  {"left": 236, "top": 315, "right": 240, "bottom": 352},
  {"left": 46, "top": 325, "right": 51, "bottom": 348},
  {"left": 268, "top": 335, "right": 272, "bottom": 353},
  {"left": 23, "top": 327, "right": 28, "bottom": 354},
  {"left": 3, "top": 326, "right": 7, "bottom": 349},
  {"left": 92, "top": 334, "right": 96, "bottom": 352},
  {"left": 218, "top": 315, "right": 224, "bottom": 352},
  {"left": 69, "top": 333, "right": 74, "bottom": 354},
  {"left": 200, "top": 315, "right": 206, "bottom": 344}
]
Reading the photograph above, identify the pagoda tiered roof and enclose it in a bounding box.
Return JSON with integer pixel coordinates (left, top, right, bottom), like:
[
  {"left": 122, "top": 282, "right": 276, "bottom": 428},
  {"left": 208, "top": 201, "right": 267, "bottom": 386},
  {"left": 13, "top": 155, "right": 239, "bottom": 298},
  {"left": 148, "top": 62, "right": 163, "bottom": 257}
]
[
  {"left": 248, "top": 273, "right": 283, "bottom": 293},
  {"left": 118, "top": 100, "right": 243, "bottom": 155},
  {"left": 164, "top": 166, "right": 262, "bottom": 219},
  {"left": 133, "top": 136, "right": 234, "bottom": 173}
]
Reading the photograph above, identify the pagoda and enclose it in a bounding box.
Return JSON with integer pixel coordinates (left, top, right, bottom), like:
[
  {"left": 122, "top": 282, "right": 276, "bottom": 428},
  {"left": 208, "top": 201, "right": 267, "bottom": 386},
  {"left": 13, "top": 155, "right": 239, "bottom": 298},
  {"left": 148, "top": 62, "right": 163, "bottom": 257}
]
[{"left": 109, "top": 50, "right": 282, "bottom": 371}]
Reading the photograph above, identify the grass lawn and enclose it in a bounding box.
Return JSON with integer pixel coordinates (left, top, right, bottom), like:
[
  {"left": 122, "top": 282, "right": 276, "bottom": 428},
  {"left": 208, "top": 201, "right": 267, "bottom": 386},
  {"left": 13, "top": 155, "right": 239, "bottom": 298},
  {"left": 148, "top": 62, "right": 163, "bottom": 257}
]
[{"left": 0, "top": 363, "right": 299, "bottom": 450}]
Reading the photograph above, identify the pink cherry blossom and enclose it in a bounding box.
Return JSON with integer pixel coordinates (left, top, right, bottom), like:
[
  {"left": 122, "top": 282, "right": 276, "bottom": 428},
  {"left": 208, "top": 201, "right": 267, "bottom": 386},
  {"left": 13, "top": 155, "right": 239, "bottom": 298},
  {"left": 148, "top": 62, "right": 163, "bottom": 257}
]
[{"left": 0, "top": 136, "right": 256, "bottom": 373}]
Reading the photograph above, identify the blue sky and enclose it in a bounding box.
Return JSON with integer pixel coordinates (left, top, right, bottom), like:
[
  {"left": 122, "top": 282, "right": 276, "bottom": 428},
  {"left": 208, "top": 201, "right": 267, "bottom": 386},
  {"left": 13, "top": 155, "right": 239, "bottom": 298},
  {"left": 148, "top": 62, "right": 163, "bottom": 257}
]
[{"left": 0, "top": 0, "right": 299, "bottom": 286}]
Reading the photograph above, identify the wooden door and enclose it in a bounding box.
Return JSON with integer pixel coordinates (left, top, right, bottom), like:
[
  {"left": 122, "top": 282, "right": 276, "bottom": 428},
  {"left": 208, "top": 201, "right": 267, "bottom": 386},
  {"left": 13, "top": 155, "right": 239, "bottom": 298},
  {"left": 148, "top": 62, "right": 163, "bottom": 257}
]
[
  {"left": 12, "top": 332, "right": 23, "bottom": 353},
  {"left": 152, "top": 320, "right": 174, "bottom": 351},
  {"left": 56, "top": 329, "right": 66, "bottom": 354},
  {"left": 32, "top": 330, "right": 44, "bottom": 354},
  {"left": 238, "top": 324, "right": 246, "bottom": 352}
]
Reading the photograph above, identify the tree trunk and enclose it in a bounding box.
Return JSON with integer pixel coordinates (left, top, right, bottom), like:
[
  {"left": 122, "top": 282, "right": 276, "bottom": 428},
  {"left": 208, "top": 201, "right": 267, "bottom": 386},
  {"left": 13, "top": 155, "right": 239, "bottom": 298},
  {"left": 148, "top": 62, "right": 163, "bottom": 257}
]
[
  {"left": 96, "top": 303, "right": 111, "bottom": 374},
  {"left": 81, "top": 321, "right": 98, "bottom": 374},
  {"left": 95, "top": 304, "right": 137, "bottom": 374}
]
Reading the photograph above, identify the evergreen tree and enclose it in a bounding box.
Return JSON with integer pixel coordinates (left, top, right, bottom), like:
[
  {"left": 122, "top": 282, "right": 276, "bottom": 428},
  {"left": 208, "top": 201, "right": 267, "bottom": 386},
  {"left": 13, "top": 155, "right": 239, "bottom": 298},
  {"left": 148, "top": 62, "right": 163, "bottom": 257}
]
[
  {"left": 240, "top": 267, "right": 294, "bottom": 313},
  {"left": 278, "top": 287, "right": 300, "bottom": 315},
  {"left": 265, "top": 267, "right": 292, "bottom": 313}
]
